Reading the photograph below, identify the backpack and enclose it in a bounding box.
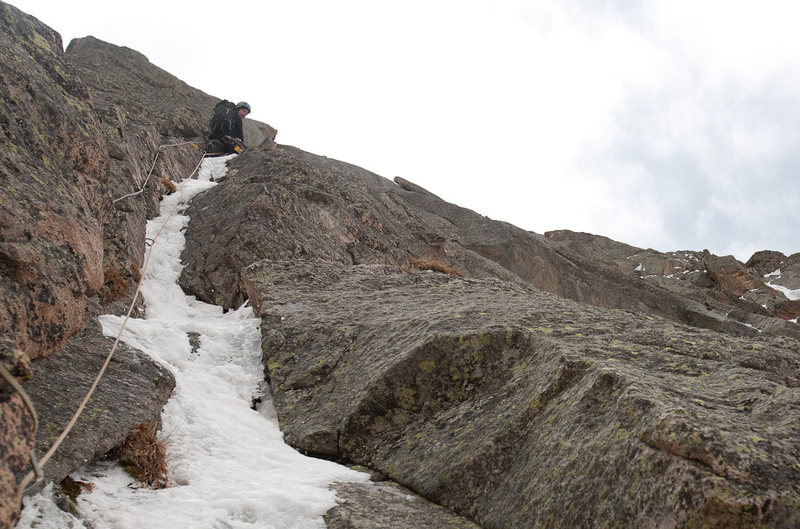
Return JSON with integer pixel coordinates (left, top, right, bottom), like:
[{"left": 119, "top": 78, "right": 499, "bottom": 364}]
[{"left": 209, "top": 100, "right": 236, "bottom": 137}]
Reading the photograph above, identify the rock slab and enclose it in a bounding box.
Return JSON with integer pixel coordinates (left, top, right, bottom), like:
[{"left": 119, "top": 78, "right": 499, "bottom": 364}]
[{"left": 245, "top": 259, "right": 800, "bottom": 529}]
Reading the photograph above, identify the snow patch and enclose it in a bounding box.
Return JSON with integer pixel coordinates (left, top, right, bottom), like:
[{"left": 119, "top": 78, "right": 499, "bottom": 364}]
[
  {"left": 767, "top": 282, "right": 800, "bottom": 301},
  {"left": 741, "top": 322, "right": 762, "bottom": 333},
  {"left": 17, "top": 155, "right": 367, "bottom": 529},
  {"left": 761, "top": 268, "right": 800, "bottom": 300}
]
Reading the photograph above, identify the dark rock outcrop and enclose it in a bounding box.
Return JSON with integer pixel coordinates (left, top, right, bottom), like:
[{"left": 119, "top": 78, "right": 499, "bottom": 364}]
[
  {"left": 179, "top": 145, "right": 524, "bottom": 308},
  {"left": 180, "top": 145, "right": 794, "bottom": 341},
  {"left": 546, "top": 230, "right": 800, "bottom": 339},
  {"left": 21, "top": 322, "right": 175, "bottom": 485},
  {"left": 244, "top": 259, "right": 800, "bottom": 528}
]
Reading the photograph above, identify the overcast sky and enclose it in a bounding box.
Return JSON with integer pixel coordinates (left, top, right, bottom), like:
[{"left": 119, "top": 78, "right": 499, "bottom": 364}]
[{"left": 9, "top": 0, "right": 800, "bottom": 261}]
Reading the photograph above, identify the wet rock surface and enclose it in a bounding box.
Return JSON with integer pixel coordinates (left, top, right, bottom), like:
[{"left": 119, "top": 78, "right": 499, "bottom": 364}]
[{"left": 244, "top": 259, "right": 800, "bottom": 528}]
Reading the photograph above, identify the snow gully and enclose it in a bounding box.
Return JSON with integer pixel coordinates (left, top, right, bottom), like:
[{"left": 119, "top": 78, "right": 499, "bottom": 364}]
[{"left": 16, "top": 155, "right": 366, "bottom": 529}]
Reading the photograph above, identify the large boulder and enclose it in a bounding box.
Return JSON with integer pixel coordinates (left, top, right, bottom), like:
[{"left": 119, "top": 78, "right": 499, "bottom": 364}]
[
  {"left": 244, "top": 259, "right": 800, "bottom": 529},
  {"left": 179, "top": 144, "right": 523, "bottom": 308},
  {"left": 747, "top": 250, "right": 787, "bottom": 277},
  {"left": 703, "top": 254, "right": 766, "bottom": 297}
]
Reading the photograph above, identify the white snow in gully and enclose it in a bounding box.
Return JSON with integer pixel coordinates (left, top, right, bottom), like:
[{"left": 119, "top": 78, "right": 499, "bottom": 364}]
[{"left": 16, "top": 155, "right": 367, "bottom": 529}]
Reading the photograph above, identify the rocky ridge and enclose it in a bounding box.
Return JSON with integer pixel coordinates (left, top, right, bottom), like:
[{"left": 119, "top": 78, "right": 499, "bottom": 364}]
[
  {"left": 1, "top": 2, "right": 799, "bottom": 528},
  {"left": 180, "top": 147, "right": 800, "bottom": 341}
]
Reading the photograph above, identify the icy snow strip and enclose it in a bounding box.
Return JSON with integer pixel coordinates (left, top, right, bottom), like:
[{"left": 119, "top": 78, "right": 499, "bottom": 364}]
[
  {"left": 17, "top": 155, "right": 367, "bottom": 529},
  {"left": 768, "top": 282, "right": 800, "bottom": 301},
  {"left": 763, "top": 269, "right": 800, "bottom": 301}
]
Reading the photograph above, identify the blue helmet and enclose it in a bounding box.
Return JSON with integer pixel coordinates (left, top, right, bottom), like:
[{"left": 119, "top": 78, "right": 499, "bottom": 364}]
[{"left": 235, "top": 101, "right": 251, "bottom": 113}]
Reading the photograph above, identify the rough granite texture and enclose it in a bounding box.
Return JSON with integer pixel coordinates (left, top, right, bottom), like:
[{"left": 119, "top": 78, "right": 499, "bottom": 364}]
[
  {"left": 325, "top": 480, "right": 482, "bottom": 529},
  {"left": 0, "top": 2, "right": 109, "bottom": 361},
  {"left": 244, "top": 259, "right": 800, "bottom": 529},
  {"left": 180, "top": 145, "right": 798, "bottom": 340},
  {"left": 20, "top": 321, "right": 175, "bottom": 486},
  {"left": 0, "top": 339, "right": 35, "bottom": 529},
  {"left": 2, "top": 1, "right": 800, "bottom": 527}
]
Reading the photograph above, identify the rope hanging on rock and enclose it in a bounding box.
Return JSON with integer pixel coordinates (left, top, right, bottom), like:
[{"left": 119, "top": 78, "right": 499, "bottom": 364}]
[
  {"left": 13, "top": 147, "right": 206, "bottom": 507},
  {"left": 112, "top": 141, "right": 205, "bottom": 204}
]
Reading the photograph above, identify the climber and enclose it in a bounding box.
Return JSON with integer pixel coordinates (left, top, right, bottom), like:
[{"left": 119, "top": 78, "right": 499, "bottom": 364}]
[{"left": 207, "top": 100, "right": 251, "bottom": 155}]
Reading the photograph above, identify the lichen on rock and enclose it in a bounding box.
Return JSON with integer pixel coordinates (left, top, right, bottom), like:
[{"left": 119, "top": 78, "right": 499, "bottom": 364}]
[{"left": 244, "top": 259, "right": 800, "bottom": 528}]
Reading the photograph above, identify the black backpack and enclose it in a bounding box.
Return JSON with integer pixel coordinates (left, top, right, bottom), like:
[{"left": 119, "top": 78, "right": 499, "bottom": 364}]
[{"left": 209, "top": 100, "right": 236, "bottom": 137}]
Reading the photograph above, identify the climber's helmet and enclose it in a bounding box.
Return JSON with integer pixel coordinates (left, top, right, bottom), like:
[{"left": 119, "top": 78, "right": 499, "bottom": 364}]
[{"left": 235, "top": 101, "right": 251, "bottom": 118}]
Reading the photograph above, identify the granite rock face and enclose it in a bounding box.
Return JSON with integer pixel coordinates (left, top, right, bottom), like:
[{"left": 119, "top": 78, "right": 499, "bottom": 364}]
[
  {"left": 179, "top": 145, "right": 514, "bottom": 308},
  {"left": 180, "top": 145, "right": 797, "bottom": 340},
  {"left": 2, "top": 1, "right": 800, "bottom": 528},
  {"left": 244, "top": 259, "right": 800, "bottom": 529},
  {"left": 0, "top": 3, "right": 108, "bottom": 361},
  {"left": 65, "top": 35, "right": 276, "bottom": 308},
  {"left": 0, "top": 340, "right": 35, "bottom": 529}
]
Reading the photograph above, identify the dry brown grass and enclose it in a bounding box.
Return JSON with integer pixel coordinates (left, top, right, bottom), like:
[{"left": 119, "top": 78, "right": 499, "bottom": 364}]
[
  {"left": 101, "top": 264, "right": 143, "bottom": 303},
  {"left": 404, "top": 257, "right": 464, "bottom": 278},
  {"left": 101, "top": 267, "right": 129, "bottom": 302},
  {"left": 161, "top": 177, "right": 177, "bottom": 194},
  {"left": 114, "top": 421, "right": 170, "bottom": 489},
  {"left": 130, "top": 263, "right": 142, "bottom": 284}
]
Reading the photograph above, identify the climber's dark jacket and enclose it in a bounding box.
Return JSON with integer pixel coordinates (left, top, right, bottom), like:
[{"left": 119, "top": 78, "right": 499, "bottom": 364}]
[{"left": 208, "top": 101, "right": 245, "bottom": 154}]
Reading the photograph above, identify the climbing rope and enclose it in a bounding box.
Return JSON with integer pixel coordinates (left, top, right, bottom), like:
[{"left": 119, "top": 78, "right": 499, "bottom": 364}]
[
  {"left": 13, "top": 143, "right": 208, "bottom": 508},
  {"left": 113, "top": 142, "right": 204, "bottom": 204}
]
